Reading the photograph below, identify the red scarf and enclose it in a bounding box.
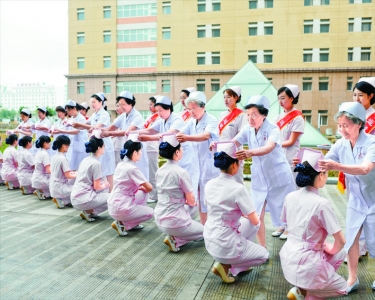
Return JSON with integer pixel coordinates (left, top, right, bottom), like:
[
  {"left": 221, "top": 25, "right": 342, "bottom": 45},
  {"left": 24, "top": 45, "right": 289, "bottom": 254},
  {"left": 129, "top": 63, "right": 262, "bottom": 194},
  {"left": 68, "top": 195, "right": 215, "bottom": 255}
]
[
  {"left": 181, "top": 110, "right": 191, "bottom": 122},
  {"left": 364, "top": 112, "right": 375, "bottom": 134},
  {"left": 218, "top": 108, "right": 243, "bottom": 135},
  {"left": 143, "top": 113, "right": 159, "bottom": 129},
  {"left": 276, "top": 109, "right": 303, "bottom": 130}
]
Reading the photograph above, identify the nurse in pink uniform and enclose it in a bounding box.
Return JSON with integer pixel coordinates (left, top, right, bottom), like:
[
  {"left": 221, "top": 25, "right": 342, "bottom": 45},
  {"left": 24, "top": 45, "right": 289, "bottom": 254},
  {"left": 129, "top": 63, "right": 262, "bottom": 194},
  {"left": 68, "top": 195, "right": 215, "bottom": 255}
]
[
  {"left": 1, "top": 134, "right": 20, "bottom": 190},
  {"left": 17, "top": 136, "right": 35, "bottom": 195},
  {"left": 204, "top": 142, "right": 269, "bottom": 283},
  {"left": 31, "top": 135, "right": 51, "bottom": 199},
  {"left": 154, "top": 134, "right": 203, "bottom": 252},
  {"left": 0, "top": 137, "right": 4, "bottom": 185},
  {"left": 71, "top": 137, "right": 110, "bottom": 222},
  {"left": 50, "top": 135, "right": 77, "bottom": 209},
  {"left": 108, "top": 138, "right": 153, "bottom": 236},
  {"left": 281, "top": 148, "right": 347, "bottom": 300}
]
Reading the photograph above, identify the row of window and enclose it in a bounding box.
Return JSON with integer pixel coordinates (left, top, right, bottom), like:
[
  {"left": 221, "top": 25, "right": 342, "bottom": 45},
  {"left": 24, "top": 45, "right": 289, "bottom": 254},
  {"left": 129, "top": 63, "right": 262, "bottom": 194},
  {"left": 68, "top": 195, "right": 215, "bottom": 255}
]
[{"left": 76, "top": 0, "right": 372, "bottom": 21}]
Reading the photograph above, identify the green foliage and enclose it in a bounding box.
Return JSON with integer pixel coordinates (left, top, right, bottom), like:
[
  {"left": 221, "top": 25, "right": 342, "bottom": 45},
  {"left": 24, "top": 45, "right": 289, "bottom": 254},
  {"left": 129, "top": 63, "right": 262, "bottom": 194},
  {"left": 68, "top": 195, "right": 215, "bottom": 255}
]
[{"left": 0, "top": 108, "right": 17, "bottom": 120}]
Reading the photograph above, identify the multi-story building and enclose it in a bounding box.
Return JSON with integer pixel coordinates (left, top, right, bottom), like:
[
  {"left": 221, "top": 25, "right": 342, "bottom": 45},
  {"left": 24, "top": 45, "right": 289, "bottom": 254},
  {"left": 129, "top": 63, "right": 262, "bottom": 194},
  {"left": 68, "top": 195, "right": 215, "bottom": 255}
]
[
  {"left": 0, "top": 83, "right": 58, "bottom": 110},
  {"left": 66, "top": 0, "right": 375, "bottom": 129}
]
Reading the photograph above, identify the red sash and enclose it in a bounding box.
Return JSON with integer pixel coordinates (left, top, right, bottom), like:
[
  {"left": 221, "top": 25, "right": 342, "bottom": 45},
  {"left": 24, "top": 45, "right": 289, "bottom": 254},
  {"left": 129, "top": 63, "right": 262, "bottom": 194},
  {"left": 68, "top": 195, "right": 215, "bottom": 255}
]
[
  {"left": 143, "top": 113, "right": 159, "bottom": 129},
  {"left": 181, "top": 110, "right": 191, "bottom": 122},
  {"left": 218, "top": 108, "right": 243, "bottom": 135},
  {"left": 364, "top": 112, "right": 375, "bottom": 134},
  {"left": 276, "top": 110, "right": 304, "bottom": 130}
]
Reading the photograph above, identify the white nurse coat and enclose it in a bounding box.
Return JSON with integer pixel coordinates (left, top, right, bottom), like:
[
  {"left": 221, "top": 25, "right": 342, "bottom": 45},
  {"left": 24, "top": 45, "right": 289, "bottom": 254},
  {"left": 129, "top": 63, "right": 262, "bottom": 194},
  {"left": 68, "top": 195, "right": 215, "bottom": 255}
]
[{"left": 16, "top": 119, "right": 34, "bottom": 151}]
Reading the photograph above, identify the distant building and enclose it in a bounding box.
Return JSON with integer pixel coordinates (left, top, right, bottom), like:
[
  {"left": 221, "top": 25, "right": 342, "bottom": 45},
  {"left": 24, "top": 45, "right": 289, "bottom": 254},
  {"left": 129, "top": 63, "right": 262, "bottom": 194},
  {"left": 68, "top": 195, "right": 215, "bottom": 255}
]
[
  {"left": 0, "top": 83, "right": 58, "bottom": 110},
  {"left": 66, "top": 0, "right": 375, "bottom": 129}
]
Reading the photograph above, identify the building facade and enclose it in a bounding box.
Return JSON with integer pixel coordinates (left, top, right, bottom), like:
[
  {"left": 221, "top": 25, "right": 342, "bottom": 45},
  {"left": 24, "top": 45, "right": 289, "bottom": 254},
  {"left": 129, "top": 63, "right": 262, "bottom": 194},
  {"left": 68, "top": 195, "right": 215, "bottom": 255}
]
[{"left": 67, "top": 0, "right": 375, "bottom": 129}]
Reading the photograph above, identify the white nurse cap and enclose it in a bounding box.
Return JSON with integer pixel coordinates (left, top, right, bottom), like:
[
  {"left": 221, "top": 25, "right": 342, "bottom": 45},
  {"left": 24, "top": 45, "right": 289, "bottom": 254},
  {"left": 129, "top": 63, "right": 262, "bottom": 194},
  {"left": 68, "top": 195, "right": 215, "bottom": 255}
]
[
  {"left": 187, "top": 91, "right": 207, "bottom": 104},
  {"left": 230, "top": 86, "right": 241, "bottom": 97},
  {"left": 21, "top": 108, "right": 31, "bottom": 115},
  {"left": 128, "top": 131, "right": 140, "bottom": 142},
  {"left": 358, "top": 77, "right": 375, "bottom": 88},
  {"left": 338, "top": 102, "right": 366, "bottom": 122},
  {"left": 66, "top": 99, "right": 77, "bottom": 107},
  {"left": 297, "top": 148, "right": 324, "bottom": 172},
  {"left": 246, "top": 95, "right": 270, "bottom": 109},
  {"left": 94, "top": 92, "right": 105, "bottom": 101},
  {"left": 216, "top": 141, "right": 238, "bottom": 159},
  {"left": 37, "top": 106, "right": 47, "bottom": 112},
  {"left": 117, "top": 91, "right": 134, "bottom": 101},
  {"left": 284, "top": 84, "right": 300, "bottom": 98},
  {"left": 185, "top": 87, "right": 196, "bottom": 93},
  {"left": 162, "top": 133, "right": 179, "bottom": 147},
  {"left": 80, "top": 102, "right": 89, "bottom": 109},
  {"left": 156, "top": 96, "right": 172, "bottom": 106}
]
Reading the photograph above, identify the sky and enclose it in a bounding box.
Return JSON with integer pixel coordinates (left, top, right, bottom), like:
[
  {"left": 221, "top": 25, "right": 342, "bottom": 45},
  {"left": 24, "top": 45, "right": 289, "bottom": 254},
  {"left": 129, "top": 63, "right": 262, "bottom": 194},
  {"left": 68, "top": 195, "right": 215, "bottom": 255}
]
[{"left": 0, "top": 0, "right": 68, "bottom": 89}]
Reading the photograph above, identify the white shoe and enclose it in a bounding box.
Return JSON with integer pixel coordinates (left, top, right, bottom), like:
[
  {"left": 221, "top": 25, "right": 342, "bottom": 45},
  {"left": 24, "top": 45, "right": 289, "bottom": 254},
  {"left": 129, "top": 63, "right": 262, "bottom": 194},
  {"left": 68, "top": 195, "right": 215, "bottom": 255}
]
[
  {"left": 80, "top": 211, "right": 95, "bottom": 222},
  {"left": 287, "top": 287, "right": 305, "bottom": 300},
  {"left": 271, "top": 230, "right": 284, "bottom": 237},
  {"left": 347, "top": 278, "right": 359, "bottom": 293},
  {"left": 5, "top": 181, "right": 14, "bottom": 190},
  {"left": 371, "top": 280, "right": 375, "bottom": 290},
  {"left": 33, "top": 189, "right": 46, "bottom": 200},
  {"left": 164, "top": 235, "right": 180, "bottom": 252},
  {"left": 130, "top": 225, "right": 144, "bottom": 230},
  {"left": 279, "top": 233, "right": 288, "bottom": 240},
  {"left": 52, "top": 198, "right": 65, "bottom": 209},
  {"left": 147, "top": 198, "right": 157, "bottom": 203},
  {"left": 111, "top": 221, "right": 128, "bottom": 236}
]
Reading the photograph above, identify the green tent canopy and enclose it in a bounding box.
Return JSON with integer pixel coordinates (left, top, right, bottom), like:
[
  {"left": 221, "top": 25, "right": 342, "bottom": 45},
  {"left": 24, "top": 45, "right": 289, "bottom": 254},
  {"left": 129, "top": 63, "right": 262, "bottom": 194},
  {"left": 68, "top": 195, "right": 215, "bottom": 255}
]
[{"left": 175, "top": 61, "right": 332, "bottom": 147}]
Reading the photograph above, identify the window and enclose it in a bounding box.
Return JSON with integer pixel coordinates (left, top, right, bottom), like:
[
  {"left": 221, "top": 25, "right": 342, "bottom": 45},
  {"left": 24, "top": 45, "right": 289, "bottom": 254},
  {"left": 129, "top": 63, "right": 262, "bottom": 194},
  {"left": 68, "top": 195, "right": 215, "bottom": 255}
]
[
  {"left": 319, "top": 77, "right": 329, "bottom": 91},
  {"left": 77, "top": 8, "right": 84, "bottom": 20},
  {"left": 212, "top": 24, "right": 220, "bottom": 37},
  {"left": 103, "top": 6, "right": 111, "bottom": 18},
  {"left": 265, "top": 0, "right": 273, "bottom": 8},
  {"left": 302, "top": 77, "right": 313, "bottom": 91},
  {"left": 162, "top": 2, "right": 171, "bottom": 14},
  {"left": 264, "top": 50, "right": 273, "bottom": 63},
  {"left": 362, "top": 0, "right": 372, "bottom": 2},
  {"left": 197, "top": 79, "right": 205, "bottom": 92},
  {"left": 349, "top": 0, "right": 354, "bottom": 3},
  {"left": 348, "top": 18, "right": 354, "bottom": 32},
  {"left": 211, "top": 79, "right": 220, "bottom": 91},
  {"left": 304, "top": 0, "right": 312, "bottom": 6},
  {"left": 197, "top": 52, "right": 206, "bottom": 65},
  {"left": 249, "top": 23, "right": 258, "bottom": 36},
  {"left": 77, "top": 82, "right": 85, "bottom": 94},
  {"left": 213, "top": 0, "right": 221, "bottom": 11},
  {"left": 77, "top": 57, "right": 85, "bottom": 69},
  {"left": 348, "top": 47, "right": 354, "bottom": 61},
  {"left": 77, "top": 32, "right": 85, "bottom": 44},
  {"left": 264, "top": 22, "right": 273, "bottom": 35},
  {"left": 162, "top": 27, "right": 171, "bottom": 40},
  {"left": 197, "top": 25, "right": 206, "bottom": 38},
  {"left": 103, "top": 56, "right": 111, "bottom": 68},
  {"left": 361, "top": 47, "right": 371, "bottom": 61},
  {"left": 318, "top": 110, "right": 328, "bottom": 126},
  {"left": 212, "top": 52, "right": 220, "bottom": 64},
  {"left": 117, "top": 28, "right": 157, "bottom": 42},
  {"left": 302, "top": 110, "right": 312, "bottom": 123},
  {"left": 103, "top": 31, "right": 111, "bottom": 43},
  {"left": 362, "top": 17, "right": 372, "bottom": 31},
  {"left": 347, "top": 77, "right": 353, "bottom": 90},
  {"left": 304, "top": 20, "right": 313, "bottom": 34},
  {"left": 320, "top": 19, "right": 330, "bottom": 33},
  {"left": 303, "top": 49, "right": 312, "bottom": 62},
  {"left": 162, "top": 54, "right": 171, "bottom": 66},
  {"left": 248, "top": 50, "right": 257, "bottom": 63},
  {"left": 117, "top": 81, "right": 156, "bottom": 93},
  {"left": 162, "top": 80, "right": 170, "bottom": 92},
  {"left": 103, "top": 81, "right": 111, "bottom": 94},
  {"left": 319, "top": 48, "right": 329, "bottom": 62},
  {"left": 249, "top": 0, "right": 258, "bottom": 9},
  {"left": 117, "top": 3, "right": 157, "bottom": 18},
  {"left": 321, "top": 0, "right": 330, "bottom": 5},
  {"left": 198, "top": 0, "right": 206, "bottom": 12},
  {"left": 117, "top": 55, "right": 157, "bottom": 68}
]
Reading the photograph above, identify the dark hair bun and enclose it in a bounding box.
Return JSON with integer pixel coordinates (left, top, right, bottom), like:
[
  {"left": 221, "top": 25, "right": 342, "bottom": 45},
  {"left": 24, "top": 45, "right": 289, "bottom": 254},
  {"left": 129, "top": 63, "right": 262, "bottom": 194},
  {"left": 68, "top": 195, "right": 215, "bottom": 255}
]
[
  {"left": 294, "top": 162, "right": 319, "bottom": 187},
  {"left": 5, "top": 134, "right": 18, "bottom": 145},
  {"left": 52, "top": 141, "right": 58, "bottom": 151},
  {"left": 85, "top": 137, "right": 104, "bottom": 153},
  {"left": 159, "top": 141, "right": 180, "bottom": 159},
  {"left": 85, "top": 142, "right": 93, "bottom": 153}
]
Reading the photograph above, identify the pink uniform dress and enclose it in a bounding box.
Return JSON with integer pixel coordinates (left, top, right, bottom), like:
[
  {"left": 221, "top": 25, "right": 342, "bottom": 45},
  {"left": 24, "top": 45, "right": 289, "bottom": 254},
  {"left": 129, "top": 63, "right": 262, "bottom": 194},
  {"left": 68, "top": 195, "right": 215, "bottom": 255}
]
[
  {"left": 0, "top": 146, "right": 19, "bottom": 187},
  {"left": 50, "top": 152, "right": 74, "bottom": 205},
  {"left": 0, "top": 151, "right": 4, "bottom": 184},
  {"left": 107, "top": 157, "right": 153, "bottom": 230},
  {"left": 204, "top": 173, "right": 269, "bottom": 275},
  {"left": 17, "top": 148, "right": 35, "bottom": 193},
  {"left": 280, "top": 187, "right": 347, "bottom": 299},
  {"left": 71, "top": 155, "right": 109, "bottom": 215},
  {"left": 154, "top": 160, "right": 203, "bottom": 248},
  {"left": 31, "top": 149, "right": 51, "bottom": 197}
]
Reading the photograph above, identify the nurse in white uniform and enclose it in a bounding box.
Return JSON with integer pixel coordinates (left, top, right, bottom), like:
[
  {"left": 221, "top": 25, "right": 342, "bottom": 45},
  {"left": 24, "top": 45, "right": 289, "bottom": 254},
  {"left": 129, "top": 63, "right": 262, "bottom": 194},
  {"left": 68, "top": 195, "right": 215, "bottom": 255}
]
[
  {"left": 17, "top": 136, "right": 35, "bottom": 195},
  {"left": 31, "top": 135, "right": 51, "bottom": 199},
  {"left": 50, "top": 106, "right": 68, "bottom": 156},
  {"left": 33, "top": 106, "right": 52, "bottom": 156},
  {"left": 318, "top": 102, "right": 375, "bottom": 293},
  {"left": 80, "top": 102, "right": 90, "bottom": 120},
  {"left": 50, "top": 135, "right": 77, "bottom": 209},
  {"left": 233, "top": 95, "right": 295, "bottom": 248},
  {"left": 112, "top": 102, "right": 126, "bottom": 166},
  {"left": 73, "top": 93, "right": 115, "bottom": 191},
  {"left": 1, "top": 134, "right": 20, "bottom": 190},
  {"left": 14, "top": 108, "right": 33, "bottom": 151},
  {"left": 53, "top": 100, "right": 89, "bottom": 171},
  {"left": 204, "top": 142, "right": 269, "bottom": 283},
  {"left": 71, "top": 137, "right": 110, "bottom": 222},
  {"left": 101, "top": 91, "right": 149, "bottom": 180},
  {"left": 176, "top": 91, "right": 220, "bottom": 225}
]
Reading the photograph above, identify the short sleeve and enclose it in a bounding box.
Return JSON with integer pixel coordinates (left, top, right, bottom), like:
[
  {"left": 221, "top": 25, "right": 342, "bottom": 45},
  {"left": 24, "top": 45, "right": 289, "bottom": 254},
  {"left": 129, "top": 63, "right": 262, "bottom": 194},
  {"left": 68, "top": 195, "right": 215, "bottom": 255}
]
[
  {"left": 42, "top": 152, "right": 50, "bottom": 167},
  {"left": 169, "top": 116, "right": 185, "bottom": 132},
  {"left": 324, "top": 141, "right": 341, "bottom": 162},
  {"left": 268, "top": 126, "right": 281, "bottom": 144},
  {"left": 364, "top": 139, "right": 375, "bottom": 163},
  {"left": 86, "top": 113, "right": 93, "bottom": 125},
  {"left": 233, "top": 125, "right": 249, "bottom": 146},
  {"left": 235, "top": 185, "right": 256, "bottom": 216},
  {"left": 290, "top": 116, "right": 305, "bottom": 133},
  {"left": 131, "top": 167, "right": 147, "bottom": 186},
  {"left": 318, "top": 201, "right": 342, "bottom": 235},
  {"left": 178, "top": 169, "right": 193, "bottom": 193},
  {"left": 92, "top": 162, "right": 103, "bottom": 181},
  {"left": 205, "top": 116, "right": 219, "bottom": 139},
  {"left": 61, "top": 157, "right": 71, "bottom": 173},
  {"left": 112, "top": 114, "right": 124, "bottom": 128},
  {"left": 25, "top": 152, "right": 35, "bottom": 166},
  {"left": 151, "top": 118, "right": 163, "bottom": 133},
  {"left": 131, "top": 113, "right": 144, "bottom": 129},
  {"left": 97, "top": 112, "right": 110, "bottom": 127},
  {"left": 180, "top": 121, "right": 192, "bottom": 135},
  {"left": 44, "top": 119, "right": 52, "bottom": 129}
]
